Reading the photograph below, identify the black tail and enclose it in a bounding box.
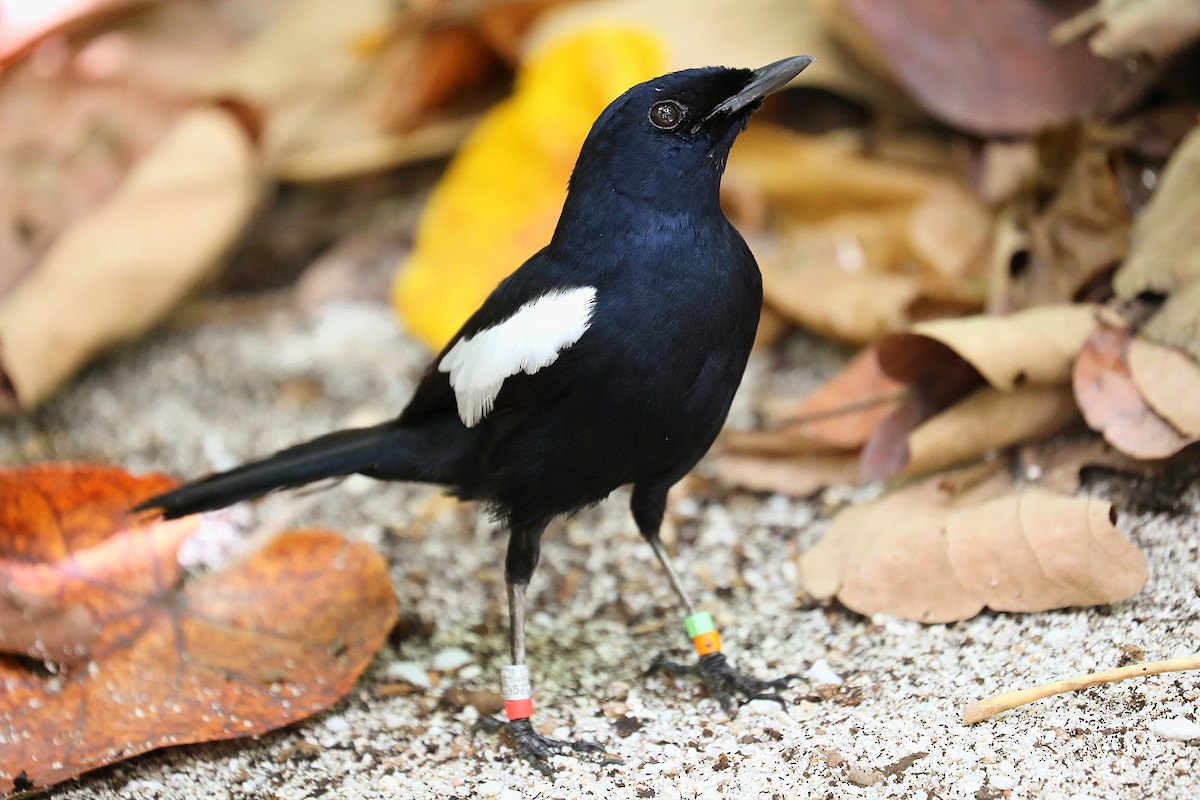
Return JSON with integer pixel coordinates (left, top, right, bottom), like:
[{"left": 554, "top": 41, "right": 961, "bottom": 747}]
[{"left": 134, "top": 418, "right": 467, "bottom": 519}]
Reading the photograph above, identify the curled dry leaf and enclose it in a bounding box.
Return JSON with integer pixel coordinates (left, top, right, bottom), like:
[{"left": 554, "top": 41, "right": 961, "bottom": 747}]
[
  {"left": 832, "top": 0, "right": 1153, "bottom": 135},
  {"left": 0, "top": 105, "right": 262, "bottom": 413},
  {"left": 0, "top": 464, "right": 398, "bottom": 795},
  {"left": 728, "top": 125, "right": 990, "bottom": 343},
  {"left": 0, "top": 0, "right": 237, "bottom": 302},
  {"left": 881, "top": 304, "right": 1098, "bottom": 393},
  {"left": 869, "top": 385, "right": 1081, "bottom": 481},
  {"left": 1054, "top": 0, "right": 1200, "bottom": 60},
  {"left": 801, "top": 469, "right": 1147, "bottom": 623},
  {"left": 1074, "top": 326, "right": 1199, "bottom": 458},
  {"left": 1113, "top": 124, "right": 1200, "bottom": 363},
  {"left": 861, "top": 305, "right": 1095, "bottom": 479}
]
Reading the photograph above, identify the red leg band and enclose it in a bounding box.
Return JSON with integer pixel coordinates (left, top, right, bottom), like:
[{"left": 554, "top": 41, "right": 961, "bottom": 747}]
[{"left": 504, "top": 698, "right": 534, "bottom": 720}]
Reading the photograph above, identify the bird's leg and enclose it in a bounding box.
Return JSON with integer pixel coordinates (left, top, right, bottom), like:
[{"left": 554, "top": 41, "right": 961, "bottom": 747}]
[
  {"left": 484, "top": 523, "right": 608, "bottom": 776},
  {"left": 643, "top": 534, "right": 796, "bottom": 713},
  {"left": 633, "top": 485, "right": 796, "bottom": 714}
]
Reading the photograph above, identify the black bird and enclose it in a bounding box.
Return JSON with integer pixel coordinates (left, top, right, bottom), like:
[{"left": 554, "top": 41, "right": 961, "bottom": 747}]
[{"left": 136, "top": 55, "right": 814, "bottom": 772}]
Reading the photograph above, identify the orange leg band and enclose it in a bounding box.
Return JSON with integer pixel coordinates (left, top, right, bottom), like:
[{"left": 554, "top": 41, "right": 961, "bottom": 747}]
[{"left": 692, "top": 630, "right": 721, "bottom": 657}]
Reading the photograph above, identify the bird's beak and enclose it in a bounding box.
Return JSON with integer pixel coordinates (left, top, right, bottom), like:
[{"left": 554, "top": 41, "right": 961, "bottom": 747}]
[{"left": 702, "top": 55, "right": 815, "bottom": 124}]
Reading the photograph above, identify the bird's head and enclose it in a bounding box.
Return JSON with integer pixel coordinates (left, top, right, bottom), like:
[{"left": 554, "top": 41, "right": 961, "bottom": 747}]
[{"left": 564, "top": 56, "right": 813, "bottom": 216}]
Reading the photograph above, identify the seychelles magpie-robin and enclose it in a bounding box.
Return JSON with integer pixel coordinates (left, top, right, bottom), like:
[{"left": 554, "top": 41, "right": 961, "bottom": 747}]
[{"left": 136, "top": 55, "right": 814, "bottom": 773}]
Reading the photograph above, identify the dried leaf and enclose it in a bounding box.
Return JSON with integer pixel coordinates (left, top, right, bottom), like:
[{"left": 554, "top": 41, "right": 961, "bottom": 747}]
[
  {"left": 1127, "top": 337, "right": 1200, "bottom": 437},
  {"left": 1104, "top": 122, "right": 1200, "bottom": 298},
  {"left": 1073, "top": 326, "right": 1198, "bottom": 458},
  {"left": 882, "top": 304, "right": 1098, "bottom": 393},
  {"left": 0, "top": 106, "right": 263, "bottom": 413},
  {"left": 902, "top": 386, "right": 1080, "bottom": 479},
  {"left": 392, "top": 27, "right": 666, "bottom": 348},
  {"left": 1142, "top": 281, "right": 1200, "bottom": 366},
  {"left": 713, "top": 452, "right": 862, "bottom": 497},
  {"left": 802, "top": 472, "right": 1146, "bottom": 622},
  {"left": 729, "top": 125, "right": 990, "bottom": 342},
  {"left": 1021, "top": 143, "right": 1132, "bottom": 307},
  {"left": 833, "top": 0, "right": 1153, "bottom": 135},
  {"left": 0, "top": 464, "right": 397, "bottom": 794},
  {"left": 757, "top": 243, "right": 927, "bottom": 344},
  {"left": 205, "top": 0, "right": 493, "bottom": 181},
  {"left": 527, "top": 0, "right": 917, "bottom": 116},
  {"left": 858, "top": 305, "right": 1097, "bottom": 478},
  {"left": 1113, "top": 124, "right": 1200, "bottom": 363},
  {"left": 0, "top": 0, "right": 237, "bottom": 301},
  {"left": 1054, "top": 0, "right": 1200, "bottom": 60},
  {"left": 0, "top": 0, "right": 150, "bottom": 64},
  {"left": 725, "top": 346, "right": 903, "bottom": 456}
]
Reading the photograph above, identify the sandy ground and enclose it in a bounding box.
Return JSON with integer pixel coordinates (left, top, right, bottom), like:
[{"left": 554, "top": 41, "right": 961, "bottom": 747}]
[{"left": 2, "top": 296, "right": 1198, "bottom": 800}]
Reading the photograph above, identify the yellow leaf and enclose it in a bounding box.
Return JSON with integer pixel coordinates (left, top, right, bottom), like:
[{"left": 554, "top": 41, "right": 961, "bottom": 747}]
[{"left": 392, "top": 27, "right": 666, "bottom": 349}]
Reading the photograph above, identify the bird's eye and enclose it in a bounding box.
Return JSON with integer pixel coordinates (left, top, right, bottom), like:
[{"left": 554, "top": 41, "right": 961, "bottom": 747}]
[{"left": 648, "top": 100, "right": 685, "bottom": 130}]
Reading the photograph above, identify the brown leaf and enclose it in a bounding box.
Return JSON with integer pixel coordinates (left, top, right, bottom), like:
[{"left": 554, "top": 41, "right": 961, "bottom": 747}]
[
  {"left": 1073, "top": 326, "right": 1198, "bottom": 458},
  {"left": 1127, "top": 337, "right": 1200, "bottom": 437},
  {"left": 1021, "top": 142, "right": 1132, "bottom": 307},
  {"left": 802, "top": 471, "right": 1146, "bottom": 622},
  {"left": 369, "top": 24, "right": 500, "bottom": 132},
  {"left": 0, "top": 464, "right": 397, "bottom": 794},
  {"left": 901, "top": 386, "right": 1081, "bottom": 479},
  {"left": 712, "top": 452, "right": 863, "bottom": 497},
  {"left": 206, "top": 0, "right": 502, "bottom": 181},
  {"left": 758, "top": 248, "right": 926, "bottom": 343},
  {"left": 1113, "top": 124, "right": 1200, "bottom": 363},
  {"left": 0, "top": 0, "right": 237, "bottom": 302},
  {"left": 724, "top": 346, "right": 904, "bottom": 456},
  {"left": 833, "top": 0, "right": 1153, "bottom": 135},
  {"left": 882, "top": 304, "right": 1099, "bottom": 393},
  {"left": 1106, "top": 121, "right": 1200, "bottom": 298},
  {"left": 527, "top": 0, "right": 918, "bottom": 116},
  {"left": 729, "top": 125, "right": 989, "bottom": 342},
  {"left": 0, "top": 106, "right": 263, "bottom": 413},
  {"left": 1031, "top": 436, "right": 1154, "bottom": 495},
  {"left": 1054, "top": 0, "right": 1200, "bottom": 60},
  {"left": 861, "top": 305, "right": 1095, "bottom": 478},
  {"left": 1142, "top": 280, "right": 1200, "bottom": 366}
]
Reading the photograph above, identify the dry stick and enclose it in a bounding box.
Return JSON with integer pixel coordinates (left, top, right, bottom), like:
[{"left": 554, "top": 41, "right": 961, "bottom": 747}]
[{"left": 963, "top": 654, "right": 1200, "bottom": 724}]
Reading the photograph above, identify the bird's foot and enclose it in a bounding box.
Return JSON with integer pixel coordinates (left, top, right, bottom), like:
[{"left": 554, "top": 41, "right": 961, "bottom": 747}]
[
  {"left": 476, "top": 716, "right": 615, "bottom": 777},
  {"left": 647, "top": 651, "right": 798, "bottom": 715}
]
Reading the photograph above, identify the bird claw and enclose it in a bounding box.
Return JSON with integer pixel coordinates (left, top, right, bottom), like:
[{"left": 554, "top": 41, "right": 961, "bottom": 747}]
[
  {"left": 647, "top": 652, "right": 798, "bottom": 715},
  {"left": 476, "top": 716, "right": 616, "bottom": 777}
]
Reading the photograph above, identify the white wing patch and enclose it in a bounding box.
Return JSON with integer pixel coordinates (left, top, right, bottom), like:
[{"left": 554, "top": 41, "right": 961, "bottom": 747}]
[{"left": 438, "top": 286, "right": 597, "bottom": 427}]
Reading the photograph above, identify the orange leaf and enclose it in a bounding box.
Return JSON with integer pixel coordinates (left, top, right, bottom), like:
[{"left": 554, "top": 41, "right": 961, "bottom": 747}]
[
  {"left": 0, "top": 464, "right": 397, "bottom": 794},
  {"left": 723, "top": 346, "right": 904, "bottom": 456}
]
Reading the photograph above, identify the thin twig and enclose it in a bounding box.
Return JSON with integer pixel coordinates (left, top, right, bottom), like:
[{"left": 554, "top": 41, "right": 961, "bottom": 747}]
[{"left": 963, "top": 655, "right": 1200, "bottom": 724}]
